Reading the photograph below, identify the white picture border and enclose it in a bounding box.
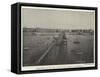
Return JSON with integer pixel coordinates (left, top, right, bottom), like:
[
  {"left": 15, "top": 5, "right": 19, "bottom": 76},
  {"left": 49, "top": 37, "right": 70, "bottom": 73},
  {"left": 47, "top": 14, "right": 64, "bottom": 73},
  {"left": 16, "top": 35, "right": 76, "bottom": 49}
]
[{"left": 21, "top": 6, "right": 95, "bottom": 71}]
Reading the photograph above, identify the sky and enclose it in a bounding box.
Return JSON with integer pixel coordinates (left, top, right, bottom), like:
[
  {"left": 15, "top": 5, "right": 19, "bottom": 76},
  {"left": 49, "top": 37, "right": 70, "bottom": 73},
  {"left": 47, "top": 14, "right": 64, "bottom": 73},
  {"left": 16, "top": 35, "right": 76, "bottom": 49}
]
[{"left": 21, "top": 6, "right": 95, "bottom": 30}]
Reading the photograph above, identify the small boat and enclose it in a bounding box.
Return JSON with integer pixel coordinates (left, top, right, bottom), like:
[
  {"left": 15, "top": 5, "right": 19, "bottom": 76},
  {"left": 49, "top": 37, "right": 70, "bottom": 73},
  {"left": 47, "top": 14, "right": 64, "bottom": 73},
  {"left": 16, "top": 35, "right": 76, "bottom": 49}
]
[
  {"left": 24, "top": 47, "right": 30, "bottom": 50},
  {"left": 73, "top": 41, "right": 80, "bottom": 44}
]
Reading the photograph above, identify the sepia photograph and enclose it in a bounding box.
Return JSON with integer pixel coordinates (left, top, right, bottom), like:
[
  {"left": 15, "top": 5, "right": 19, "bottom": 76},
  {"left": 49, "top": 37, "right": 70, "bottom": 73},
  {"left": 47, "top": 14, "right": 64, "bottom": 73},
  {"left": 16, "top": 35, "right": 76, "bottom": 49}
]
[{"left": 21, "top": 5, "right": 96, "bottom": 71}]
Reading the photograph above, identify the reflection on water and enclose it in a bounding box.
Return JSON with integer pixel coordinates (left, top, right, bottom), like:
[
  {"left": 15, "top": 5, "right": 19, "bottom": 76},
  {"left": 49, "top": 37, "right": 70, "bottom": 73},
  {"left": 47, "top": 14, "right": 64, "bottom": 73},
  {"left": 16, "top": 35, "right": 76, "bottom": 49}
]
[{"left": 23, "top": 29, "right": 94, "bottom": 66}]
